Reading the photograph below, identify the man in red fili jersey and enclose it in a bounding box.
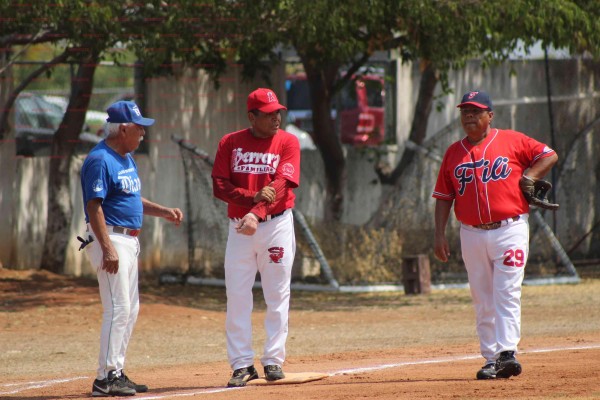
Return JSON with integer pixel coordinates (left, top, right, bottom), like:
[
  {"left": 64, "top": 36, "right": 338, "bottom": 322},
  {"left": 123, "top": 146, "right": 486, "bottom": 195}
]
[{"left": 433, "top": 90, "right": 557, "bottom": 381}]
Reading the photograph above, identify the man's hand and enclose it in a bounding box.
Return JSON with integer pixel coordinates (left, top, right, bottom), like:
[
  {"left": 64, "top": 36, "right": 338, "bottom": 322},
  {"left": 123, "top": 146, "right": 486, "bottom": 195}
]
[
  {"left": 101, "top": 246, "right": 120, "bottom": 274},
  {"left": 235, "top": 213, "right": 259, "bottom": 235},
  {"left": 165, "top": 208, "right": 184, "bottom": 226},
  {"left": 434, "top": 233, "right": 450, "bottom": 262},
  {"left": 254, "top": 186, "right": 276, "bottom": 203}
]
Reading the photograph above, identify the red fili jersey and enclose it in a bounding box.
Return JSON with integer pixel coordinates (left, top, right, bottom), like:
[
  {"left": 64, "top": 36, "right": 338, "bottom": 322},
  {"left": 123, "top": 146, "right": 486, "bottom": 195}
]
[
  {"left": 432, "top": 129, "right": 556, "bottom": 225},
  {"left": 212, "top": 128, "right": 300, "bottom": 219}
]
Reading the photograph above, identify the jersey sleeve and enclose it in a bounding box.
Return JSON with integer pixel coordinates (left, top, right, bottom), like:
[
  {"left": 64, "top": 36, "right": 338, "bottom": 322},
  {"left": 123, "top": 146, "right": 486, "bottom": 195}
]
[
  {"left": 515, "top": 131, "right": 556, "bottom": 167},
  {"left": 212, "top": 176, "right": 256, "bottom": 207},
  {"left": 275, "top": 133, "right": 301, "bottom": 187},
  {"left": 82, "top": 154, "right": 109, "bottom": 203},
  {"left": 211, "top": 134, "right": 256, "bottom": 207},
  {"left": 249, "top": 177, "right": 292, "bottom": 220},
  {"left": 432, "top": 149, "right": 456, "bottom": 201}
]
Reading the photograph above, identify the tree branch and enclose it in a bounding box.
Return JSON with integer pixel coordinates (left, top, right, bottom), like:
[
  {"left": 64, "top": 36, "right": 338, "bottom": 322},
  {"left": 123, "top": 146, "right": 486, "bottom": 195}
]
[
  {"left": 376, "top": 60, "right": 439, "bottom": 185},
  {"left": 0, "top": 30, "right": 58, "bottom": 47},
  {"left": 334, "top": 51, "right": 372, "bottom": 93},
  {"left": 0, "top": 49, "right": 69, "bottom": 138},
  {"left": 0, "top": 30, "right": 47, "bottom": 75}
]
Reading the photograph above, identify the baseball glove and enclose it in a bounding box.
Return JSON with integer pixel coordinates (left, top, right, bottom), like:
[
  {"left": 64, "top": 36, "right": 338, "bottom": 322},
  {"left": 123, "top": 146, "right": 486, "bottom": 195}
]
[{"left": 519, "top": 175, "right": 559, "bottom": 211}]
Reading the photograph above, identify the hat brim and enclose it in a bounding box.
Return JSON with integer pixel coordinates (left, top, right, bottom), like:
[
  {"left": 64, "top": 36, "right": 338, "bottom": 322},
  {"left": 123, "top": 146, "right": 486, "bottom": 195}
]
[
  {"left": 256, "top": 103, "right": 287, "bottom": 113},
  {"left": 457, "top": 102, "right": 491, "bottom": 110},
  {"left": 134, "top": 117, "right": 155, "bottom": 126},
  {"left": 106, "top": 117, "right": 155, "bottom": 126}
]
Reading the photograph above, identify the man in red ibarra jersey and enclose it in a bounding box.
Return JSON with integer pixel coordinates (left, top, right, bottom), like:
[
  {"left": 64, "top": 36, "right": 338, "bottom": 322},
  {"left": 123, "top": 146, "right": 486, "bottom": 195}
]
[
  {"left": 432, "top": 90, "right": 557, "bottom": 381},
  {"left": 212, "top": 88, "right": 300, "bottom": 387}
]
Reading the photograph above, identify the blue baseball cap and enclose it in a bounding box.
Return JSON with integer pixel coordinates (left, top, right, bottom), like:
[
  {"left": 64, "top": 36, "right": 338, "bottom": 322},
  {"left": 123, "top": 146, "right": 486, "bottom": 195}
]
[
  {"left": 457, "top": 90, "right": 493, "bottom": 110},
  {"left": 106, "top": 101, "right": 155, "bottom": 126}
]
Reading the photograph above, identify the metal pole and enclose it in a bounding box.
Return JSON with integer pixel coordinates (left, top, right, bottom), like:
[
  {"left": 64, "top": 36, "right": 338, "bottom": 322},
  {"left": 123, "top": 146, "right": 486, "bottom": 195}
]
[
  {"left": 543, "top": 47, "right": 558, "bottom": 234},
  {"left": 530, "top": 209, "right": 578, "bottom": 279},
  {"left": 292, "top": 209, "right": 339, "bottom": 289},
  {"left": 179, "top": 146, "right": 195, "bottom": 276}
]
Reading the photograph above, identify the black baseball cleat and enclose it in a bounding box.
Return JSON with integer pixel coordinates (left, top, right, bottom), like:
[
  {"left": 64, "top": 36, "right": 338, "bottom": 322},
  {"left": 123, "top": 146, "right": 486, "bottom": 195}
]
[
  {"left": 476, "top": 362, "right": 497, "bottom": 380},
  {"left": 495, "top": 351, "right": 522, "bottom": 378},
  {"left": 119, "top": 370, "right": 148, "bottom": 393},
  {"left": 227, "top": 365, "right": 259, "bottom": 387},
  {"left": 91, "top": 370, "right": 136, "bottom": 397},
  {"left": 264, "top": 365, "right": 285, "bottom": 381}
]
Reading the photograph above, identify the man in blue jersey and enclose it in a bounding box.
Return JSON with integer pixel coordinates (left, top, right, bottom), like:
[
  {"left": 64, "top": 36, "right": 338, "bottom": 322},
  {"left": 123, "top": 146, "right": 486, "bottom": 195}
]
[{"left": 80, "top": 101, "right": 183, "bottom": 397}]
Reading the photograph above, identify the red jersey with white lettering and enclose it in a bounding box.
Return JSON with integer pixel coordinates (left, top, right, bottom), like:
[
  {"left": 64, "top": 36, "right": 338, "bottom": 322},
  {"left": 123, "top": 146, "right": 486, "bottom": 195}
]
[
  {"left": 432, "top": 128, "right": 556, "bottom": 225},
  {"left": 212, "top": 128, "right": 300, "bottom": 219}
]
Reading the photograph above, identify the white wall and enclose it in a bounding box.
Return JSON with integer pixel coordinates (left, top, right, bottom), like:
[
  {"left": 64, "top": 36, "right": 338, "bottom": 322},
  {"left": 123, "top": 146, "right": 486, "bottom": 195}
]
[
  {"left": 295, "top": 58, "right": 600, "bottom": 258},
  {"left": 1, "top": 58, "right": 599, "bottom": 275}
]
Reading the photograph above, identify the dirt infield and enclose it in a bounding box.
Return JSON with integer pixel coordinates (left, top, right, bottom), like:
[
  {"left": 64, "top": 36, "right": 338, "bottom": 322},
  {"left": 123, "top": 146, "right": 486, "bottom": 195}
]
[{"left": 1, "top": 268, "right": 599, "bottom": 399}]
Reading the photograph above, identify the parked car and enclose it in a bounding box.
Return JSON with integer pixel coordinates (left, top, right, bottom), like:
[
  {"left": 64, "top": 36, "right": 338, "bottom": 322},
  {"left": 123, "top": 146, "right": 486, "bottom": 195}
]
[
  {"left": 284, "top": 73, "right": 385, "bottom": 147},
  {"left": 14, "top": 92, "right": 105, "bottom": 156},
  {"left": 285, "top": 122, "right": 317, "bottom": 150},
  {"left": 43, "top": 95, "right": 106, "bottom": 136}
]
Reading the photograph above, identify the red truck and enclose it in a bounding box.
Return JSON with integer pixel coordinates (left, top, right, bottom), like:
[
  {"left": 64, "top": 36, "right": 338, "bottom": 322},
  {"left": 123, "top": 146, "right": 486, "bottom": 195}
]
[
  {"left": 338, "top": 75, "right": 385, "bottom": 146},
  {"left": 285, "top": 73, "right": 386, "bottom": 147}
]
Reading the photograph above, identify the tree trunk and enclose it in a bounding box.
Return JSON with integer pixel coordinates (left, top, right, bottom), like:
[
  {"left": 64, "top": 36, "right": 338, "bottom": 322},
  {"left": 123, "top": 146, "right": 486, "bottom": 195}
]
[
  {"left": 368, "top": 62, "right": 439, "bottom": 229},
  {"left": 303, "top": 63, "right": 346, "bottom": 221},
  {"left": 40, "top": 55, "right": 98, "bottom": 273}
]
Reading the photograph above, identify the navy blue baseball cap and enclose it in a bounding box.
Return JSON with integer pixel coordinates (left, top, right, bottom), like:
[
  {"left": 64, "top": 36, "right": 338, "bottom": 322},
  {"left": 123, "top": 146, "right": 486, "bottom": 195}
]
[
  {"left": 106, "top": 101, "right": 155, "bottom": 126},
  {"left": 457, "top": 90, "right": 493, "bottom": 110}
]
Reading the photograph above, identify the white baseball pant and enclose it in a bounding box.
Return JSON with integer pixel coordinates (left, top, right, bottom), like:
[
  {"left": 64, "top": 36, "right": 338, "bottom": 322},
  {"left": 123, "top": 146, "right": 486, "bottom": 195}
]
[
  {"left": 224, "top": 209, "right": 295, "bottom": 370},
  {"left": 85, "top": 229, "right": 141, "bottom": 380},
  {"left": 460, "top": 214, "right": 529, "bottom": 363}
]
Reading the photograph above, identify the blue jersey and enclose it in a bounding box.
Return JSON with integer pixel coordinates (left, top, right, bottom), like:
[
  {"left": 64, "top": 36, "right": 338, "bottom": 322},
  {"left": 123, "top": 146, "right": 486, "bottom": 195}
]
[{"left": 81, "top": 141, "right": 143, "bottom": 229}]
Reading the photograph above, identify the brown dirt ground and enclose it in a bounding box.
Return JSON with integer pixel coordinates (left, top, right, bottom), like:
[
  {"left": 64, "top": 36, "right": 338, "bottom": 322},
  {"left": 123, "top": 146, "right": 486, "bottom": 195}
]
[{"left": 1, "top": 268, "right": 599, "bottom": 400}]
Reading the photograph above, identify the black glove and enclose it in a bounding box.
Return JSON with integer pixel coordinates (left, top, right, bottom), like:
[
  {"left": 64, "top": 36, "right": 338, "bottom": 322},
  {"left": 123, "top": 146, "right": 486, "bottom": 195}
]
[
  {"left": 519, "top": 175, "right": 559, "bottom": 211},
  {"left": 77, "top": 235, "right": 94, "bottom": 251}
]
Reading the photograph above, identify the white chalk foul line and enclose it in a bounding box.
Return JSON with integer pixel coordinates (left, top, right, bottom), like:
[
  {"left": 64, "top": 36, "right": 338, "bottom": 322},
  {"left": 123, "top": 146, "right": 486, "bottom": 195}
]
[
  {"left": 135, "top": 387, "right": 241, "bottom": 399},
  {"left": 0, "top": 376, "right": 87, "bottom": 395},
  {"left": 330, "top": 354, "right": 481, "bottom": 376},
  {"left": 329, "top": 343, "right": 600, "bottom": 377},
  {"left": 523, "top": 344, "right": 600, "bottom": 354},
  {"left": 4, "top": 343, "right": 600, "bottom": 397}
]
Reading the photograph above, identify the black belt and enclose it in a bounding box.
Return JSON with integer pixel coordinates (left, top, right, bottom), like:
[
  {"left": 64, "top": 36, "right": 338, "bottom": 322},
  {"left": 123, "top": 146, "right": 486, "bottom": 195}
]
[
  {"left": 261, "top": 210, "right": 286, "bottom": 222},
  {"left": 472, "top": 216, "right": 520, "bottom": 230}
]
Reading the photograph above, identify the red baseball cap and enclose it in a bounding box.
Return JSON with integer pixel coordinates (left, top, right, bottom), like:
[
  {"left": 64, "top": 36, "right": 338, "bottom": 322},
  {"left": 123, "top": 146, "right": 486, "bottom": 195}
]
[{"left": 247, "top": 88, "right": 287, "bottom": 113}]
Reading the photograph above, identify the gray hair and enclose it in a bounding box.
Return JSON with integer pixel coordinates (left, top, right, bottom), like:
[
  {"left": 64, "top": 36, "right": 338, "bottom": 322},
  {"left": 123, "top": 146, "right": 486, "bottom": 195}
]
[{"left": 104, "top": 122, "right": 133, "bottom": 138}]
